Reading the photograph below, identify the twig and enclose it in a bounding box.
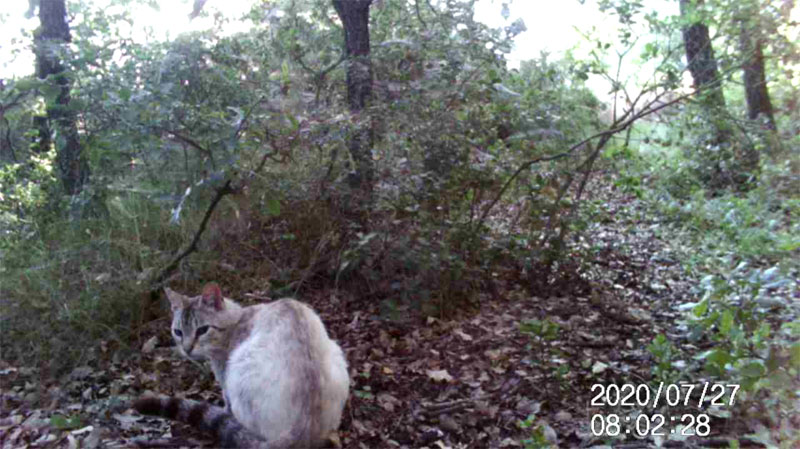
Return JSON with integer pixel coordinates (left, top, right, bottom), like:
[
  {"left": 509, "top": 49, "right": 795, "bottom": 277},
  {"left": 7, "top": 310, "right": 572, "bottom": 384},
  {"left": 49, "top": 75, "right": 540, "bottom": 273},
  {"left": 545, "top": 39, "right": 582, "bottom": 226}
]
[
  {"left": 414, "top": 0, "right": 427, "bottom": 29},
  {"left": 420, "top": 394, "right": 492, "bottom": 416},
  {"left": 294, "top": 50, "right": 347, "bottom": 82},
  {"left": 158, "top": 126, "right": 216, "bottom": 169},
  {"left": 421, "top": 402, "right": 472, "bottom": 416},
  {"left": 293, "top": 231, "right": 334, "bottom": 296},
  {"left": 473, "top": 87, "right": 700, "bottom": 232},
  {"left": 150, "top": 179, "right": 235, "bottom": 287},
  {"left": 133, "top": 437, "right": 207, "bottom": 448},
  {"left": 234, "top": 95, "right": 266, "bottom": 141},
  {"left": 252, "top": 148, "right": 277, "bottom": 176}
]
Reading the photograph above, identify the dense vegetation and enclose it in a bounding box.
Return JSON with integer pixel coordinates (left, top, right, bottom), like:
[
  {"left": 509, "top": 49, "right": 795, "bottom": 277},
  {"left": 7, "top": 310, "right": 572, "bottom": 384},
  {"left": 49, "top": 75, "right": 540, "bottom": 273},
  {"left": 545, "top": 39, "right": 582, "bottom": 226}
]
[{"left": 0, "top": 0, "right": 797, "bottom": 447}]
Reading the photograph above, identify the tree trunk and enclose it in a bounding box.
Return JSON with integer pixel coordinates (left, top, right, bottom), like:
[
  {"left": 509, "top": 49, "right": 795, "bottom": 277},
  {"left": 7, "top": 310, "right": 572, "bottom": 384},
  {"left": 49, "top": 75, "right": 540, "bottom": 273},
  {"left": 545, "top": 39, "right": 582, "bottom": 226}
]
[
  {"left": 35, "top": 0, "right": 88, "bottom": 195},
  {"left": 332, "top": 0, "right": 374, "bottom": 196},
  {"left": 679, "top": 0, "right": 725, "bottom": 109},
  {"left": 738, "top": 15, "right": 778, "bottom": 173},
  {"left": 739, "top": 21, "right": 776, "bottom": 130},
  {"left": 680, "top": 0, "right": 740, "bottom": 188}
]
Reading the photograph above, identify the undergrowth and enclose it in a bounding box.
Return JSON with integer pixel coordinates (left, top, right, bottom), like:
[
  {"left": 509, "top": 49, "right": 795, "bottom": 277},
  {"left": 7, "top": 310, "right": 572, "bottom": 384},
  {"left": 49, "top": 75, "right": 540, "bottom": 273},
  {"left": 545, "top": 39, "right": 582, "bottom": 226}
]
[
  {"left": 620, "top": 119, "right": 800, "bottom": 446},
  {"left": 0, "top": 190, "right": 185, "bottom": 371}
]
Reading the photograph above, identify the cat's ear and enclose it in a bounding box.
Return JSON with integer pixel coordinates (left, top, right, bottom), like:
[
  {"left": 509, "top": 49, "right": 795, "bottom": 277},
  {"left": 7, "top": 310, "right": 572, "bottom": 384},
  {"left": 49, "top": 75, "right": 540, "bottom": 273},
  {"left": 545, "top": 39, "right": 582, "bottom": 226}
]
[
  {"left": 164, "top": 288, "right": 184, "bottom": 310},
  {"left": 202, "top": 283, "right": 224, "bottom": 310}
]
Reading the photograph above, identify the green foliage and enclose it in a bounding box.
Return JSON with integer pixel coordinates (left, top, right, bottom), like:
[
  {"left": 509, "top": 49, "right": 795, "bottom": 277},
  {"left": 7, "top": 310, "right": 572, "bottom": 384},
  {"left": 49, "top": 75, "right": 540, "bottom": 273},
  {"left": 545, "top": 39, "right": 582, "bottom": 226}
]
[
  {"left": 520, "top": 318, "right": 560, "bottom": 341},
  {"left": 680, "top": 262, "right": 799, "bottom": 444},
  {"left": 49, "top": 414, "right": 85, "bottom": 430},
  {"left": 0, "top": 150, "right": 57, "bottom": 233},
  {"left": 654, "top": 183, "right": 798, "bottom": 263},
  {"left": 598, "top": 1, "right": 800, "bottom": 439},
  {"left": 620, "top": 114, "right": 799, "bottom": 265},
  {"left": 0, "top": 188, "right": 192, "bottom": 369},
  {"left": 518, "top": 413, "right": 555, "bottom": 449},
  {"left": 646, "top": 334, "right": 680, "bottom": 384},
  {"left": 7, "top": 0, "right": 791, "bottom": 392},
  {"left": 520, "top": 319, "right": 570, "bottom": 389},
  {"left": 1, "top": 0, "right": 618, "bottom": 372}
]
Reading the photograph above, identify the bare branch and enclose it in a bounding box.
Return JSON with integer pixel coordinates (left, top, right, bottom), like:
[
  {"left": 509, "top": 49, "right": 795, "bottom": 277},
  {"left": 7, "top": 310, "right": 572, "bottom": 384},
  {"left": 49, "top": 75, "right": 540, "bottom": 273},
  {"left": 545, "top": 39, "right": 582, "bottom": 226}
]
[
  {"left": 473, "top": 87, "right": 699, "bottom": 231},
  {"left": 151, "top": 180, "right": 235, "bottom": 287},
  {"left": 158, "top": 126, "right": 216, "bottom": 168}
]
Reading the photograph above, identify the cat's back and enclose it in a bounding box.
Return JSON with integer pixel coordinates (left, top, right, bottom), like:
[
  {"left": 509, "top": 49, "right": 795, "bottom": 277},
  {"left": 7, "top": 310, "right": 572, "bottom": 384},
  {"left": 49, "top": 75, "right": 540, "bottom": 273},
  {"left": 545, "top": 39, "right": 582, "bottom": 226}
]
[
  {"left": 227, "top": 299, "right": 318, "bottom": 365},
  {"left": 224, "top": 298, "right": 345, "bottom": 446},
  {"left": 237, "top": 298, "right": 330, "bottom": 342}
]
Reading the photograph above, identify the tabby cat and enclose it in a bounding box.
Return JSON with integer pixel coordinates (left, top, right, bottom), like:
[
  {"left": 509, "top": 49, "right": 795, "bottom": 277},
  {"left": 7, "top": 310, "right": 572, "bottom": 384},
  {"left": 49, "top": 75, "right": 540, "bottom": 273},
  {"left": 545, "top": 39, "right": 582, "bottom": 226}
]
[{"left": 134, "top": 283, "right": 350, "bottom": 448}]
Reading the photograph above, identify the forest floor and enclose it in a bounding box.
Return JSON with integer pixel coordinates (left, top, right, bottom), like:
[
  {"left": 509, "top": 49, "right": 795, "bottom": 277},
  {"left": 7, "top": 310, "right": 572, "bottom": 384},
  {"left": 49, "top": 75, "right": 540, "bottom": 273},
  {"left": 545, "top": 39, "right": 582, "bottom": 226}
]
[{"left": 0, "top": 174, "right": 771, "bottom": 449}]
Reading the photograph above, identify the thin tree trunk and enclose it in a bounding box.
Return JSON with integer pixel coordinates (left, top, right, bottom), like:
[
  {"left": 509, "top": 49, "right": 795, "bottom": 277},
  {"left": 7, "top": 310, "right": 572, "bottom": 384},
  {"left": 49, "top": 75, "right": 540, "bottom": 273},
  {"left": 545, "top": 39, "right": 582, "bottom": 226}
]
[
  {"left": 35, "top": 0, "right": 88, "bottom": 194},
  {"left": 738, "top": 16, "right": 778, "bottom": 173},
  {"left": 740, "top": 22, "right": 776, "bottom": 130},
  {"left": 332, "top": 0, "right": 374, "bottom": 196},
  {"left": 679, "top": 0, "right": 725, "bottom": 109},
  {"left": 680, "top": 0, "right": 738, "bottom": 187}
]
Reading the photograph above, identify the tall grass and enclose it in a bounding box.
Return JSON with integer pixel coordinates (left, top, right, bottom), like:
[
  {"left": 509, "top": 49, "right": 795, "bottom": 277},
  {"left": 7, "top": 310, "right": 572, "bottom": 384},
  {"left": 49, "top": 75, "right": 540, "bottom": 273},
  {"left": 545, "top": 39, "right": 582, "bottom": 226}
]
[{"left": 0, "top": 191, "right": 189, "bottom": 371}]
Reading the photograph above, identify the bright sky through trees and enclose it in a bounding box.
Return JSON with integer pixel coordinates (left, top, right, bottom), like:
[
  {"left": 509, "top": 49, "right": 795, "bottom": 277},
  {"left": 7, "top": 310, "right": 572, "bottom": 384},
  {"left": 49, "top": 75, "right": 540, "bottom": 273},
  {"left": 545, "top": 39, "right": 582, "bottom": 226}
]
[
  {"left": 1, "top": 0, "right": 633, "bottom": 77},
  {"left": 2, "top": 0, "right": 796, "bottom": 97}
]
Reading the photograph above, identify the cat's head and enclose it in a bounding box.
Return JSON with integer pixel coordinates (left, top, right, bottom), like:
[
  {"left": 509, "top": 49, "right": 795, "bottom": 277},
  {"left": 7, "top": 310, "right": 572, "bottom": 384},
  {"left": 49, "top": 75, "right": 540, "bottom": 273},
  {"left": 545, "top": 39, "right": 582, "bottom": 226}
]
[{"left": 164, "top": 283, "right": 240, "bottom": 360}]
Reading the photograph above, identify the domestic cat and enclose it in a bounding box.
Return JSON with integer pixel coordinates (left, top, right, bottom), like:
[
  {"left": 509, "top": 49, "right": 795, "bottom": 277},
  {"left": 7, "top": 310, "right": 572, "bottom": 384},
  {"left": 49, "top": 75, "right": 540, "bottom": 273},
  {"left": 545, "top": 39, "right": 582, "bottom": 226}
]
[{"left": 134, "top": 283, "right": 350, "bottom": 448}]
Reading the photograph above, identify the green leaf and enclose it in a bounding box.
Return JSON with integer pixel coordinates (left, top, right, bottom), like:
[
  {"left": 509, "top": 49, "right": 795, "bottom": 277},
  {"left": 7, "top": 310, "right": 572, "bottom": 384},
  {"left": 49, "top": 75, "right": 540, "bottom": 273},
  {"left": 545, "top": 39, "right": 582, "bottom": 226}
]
[
  {"left": 765, "top": 370, "right": 792, "bottom": 390},
  {"left": 754, "top": 323, "right": 770, "bottom": 341},
  {"left": 354, "top": 389, "right": 373, "bottom": 400},
  {"left": 739, "top": 360, "right": 766, "bottom": 378},
  {"left": 790, "top": 342, "right": 800, "bottom": 368},
  {"left": 719, "top": 310, "right": 733, "bottom": 336},
  {"left": 699, "top": 348, "right": 732, "bottom": 373},
  {"left": 265, "top": 198, "right": 281, "bottom": 216},
  {"left": 50, "top": 414, "right": 82, "bottom": 430},
  {"left": 49, "top": 415, "right": 68, "bottom": 428},
  {"left": 281, "top": 61, "right": 290, "bottom": 83},
  {"left": 520, "top": 319, "right": 543, "bottom": 335},
  {"left": 288, "top": 114, "right": 299, "bottom": 130},
  {"left": 543, "top": 320, "right": 560, "bottom": 340},
  {"left": 13, "top": 78, "right": 41, "bottom": 91},
  {"left": 676, "top": 301, "right": 699, "bottom": 311},
  {"left": 693, "top": 298, "right": 708, "bottom": 317},
  {"left": 41, "top": 83, "right": 62, "bottom": 102}
]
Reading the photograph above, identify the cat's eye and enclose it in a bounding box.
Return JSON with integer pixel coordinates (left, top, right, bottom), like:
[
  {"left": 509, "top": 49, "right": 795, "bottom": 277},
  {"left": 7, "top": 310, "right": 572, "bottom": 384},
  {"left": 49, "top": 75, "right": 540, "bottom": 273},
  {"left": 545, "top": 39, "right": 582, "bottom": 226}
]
[
  {"left": 196, "top": 325, "right": 210, "bottom": 337},
  {"left": 173, "top": 328, "right": 183, "bottom": 338}
]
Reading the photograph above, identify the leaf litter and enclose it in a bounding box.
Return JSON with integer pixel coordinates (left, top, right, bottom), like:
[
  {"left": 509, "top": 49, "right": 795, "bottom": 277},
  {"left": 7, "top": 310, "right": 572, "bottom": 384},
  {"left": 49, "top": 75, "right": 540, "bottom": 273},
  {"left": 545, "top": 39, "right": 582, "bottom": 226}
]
[{"left": 0, "top": 176, "right": 775, "bottom": 448}]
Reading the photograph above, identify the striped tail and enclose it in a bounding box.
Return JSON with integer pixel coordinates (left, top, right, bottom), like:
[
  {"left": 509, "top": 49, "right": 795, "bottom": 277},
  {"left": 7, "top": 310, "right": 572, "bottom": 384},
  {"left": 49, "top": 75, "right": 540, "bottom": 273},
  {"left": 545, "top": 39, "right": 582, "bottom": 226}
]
[{"left": 133, "top": 395, "right": 267, "bottom": 448}]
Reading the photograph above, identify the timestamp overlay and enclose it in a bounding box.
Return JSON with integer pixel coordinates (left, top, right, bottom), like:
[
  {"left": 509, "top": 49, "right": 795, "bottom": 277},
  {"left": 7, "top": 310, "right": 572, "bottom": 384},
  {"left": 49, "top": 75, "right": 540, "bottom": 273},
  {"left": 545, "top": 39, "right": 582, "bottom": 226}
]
[{"left": 588, "top": 382, "right": 740, "bottom": 438}]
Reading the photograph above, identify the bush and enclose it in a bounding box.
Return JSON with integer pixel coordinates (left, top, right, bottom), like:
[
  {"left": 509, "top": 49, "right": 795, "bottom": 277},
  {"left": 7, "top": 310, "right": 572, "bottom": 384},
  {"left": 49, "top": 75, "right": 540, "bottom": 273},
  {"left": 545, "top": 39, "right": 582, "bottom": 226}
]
[{"left": 0, "top": 190, "right": 186, "bottom": 370}]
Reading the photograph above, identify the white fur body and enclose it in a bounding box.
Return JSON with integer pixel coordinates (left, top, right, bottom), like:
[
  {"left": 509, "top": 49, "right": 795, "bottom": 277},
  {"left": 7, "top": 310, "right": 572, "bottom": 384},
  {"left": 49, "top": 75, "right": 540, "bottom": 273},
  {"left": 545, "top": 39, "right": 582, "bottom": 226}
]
[
  {"left": 222, "top": 300, "right": 350, "bottom": 446},
  {"left": 155, "top": 286, "right": 350, "bottom": 448}
]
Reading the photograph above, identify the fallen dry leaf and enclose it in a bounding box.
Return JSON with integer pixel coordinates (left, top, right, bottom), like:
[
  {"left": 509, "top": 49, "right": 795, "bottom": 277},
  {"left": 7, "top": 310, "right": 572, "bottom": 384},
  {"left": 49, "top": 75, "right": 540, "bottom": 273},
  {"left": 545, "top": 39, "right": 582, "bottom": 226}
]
[
  {"left": 141, "top": 336, "right": 158, "bottom": 354},
  {"left": 426, "top": 369, "right": 453, "bottom": 382},
  {"left": 453, "top": 328, "right": 473, "bottom": 341}
]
